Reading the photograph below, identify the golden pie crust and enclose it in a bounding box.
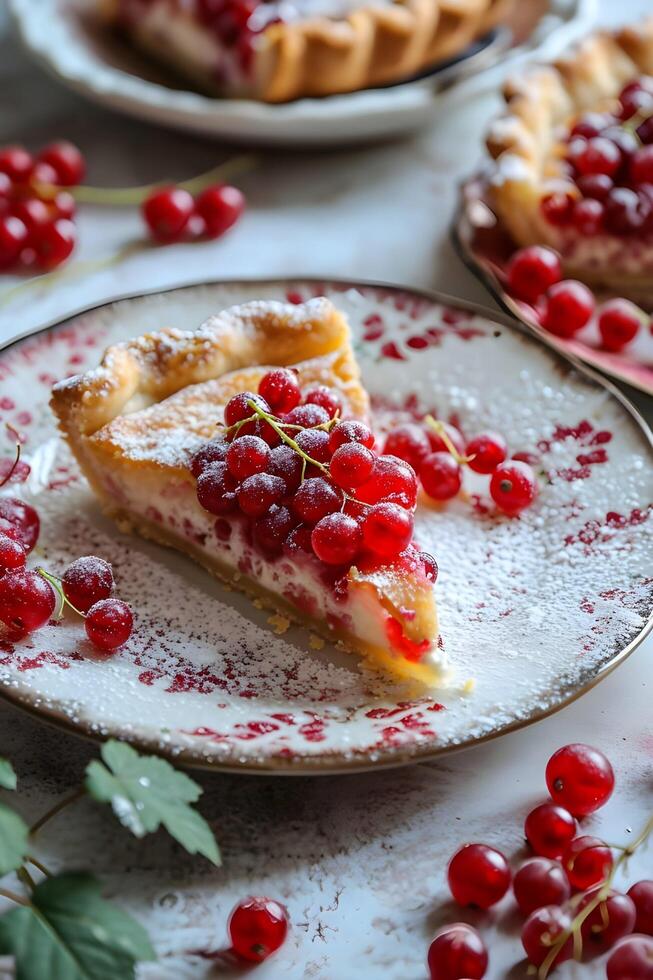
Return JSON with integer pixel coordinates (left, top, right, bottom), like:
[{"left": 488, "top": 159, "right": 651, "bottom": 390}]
[
  {"left": 486, "top": 18, "right": 653, "bottom": 292},
  {"left": 100, "top": 0, "right": 515, "bottom": 102},
  {"left": 51, "top": 298, "right": 442, "bottom": 687}
]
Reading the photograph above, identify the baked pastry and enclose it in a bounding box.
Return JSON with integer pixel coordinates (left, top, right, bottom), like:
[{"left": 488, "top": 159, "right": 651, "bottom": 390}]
[
  {"left": 51, "top": 298, "right": 444, "bottom": 687},
  {"left": 486, "top": 18, "right": 653, "bottom": 302},
  {"left": 98, "top": 0, "right": 514, "bottom": 103}
]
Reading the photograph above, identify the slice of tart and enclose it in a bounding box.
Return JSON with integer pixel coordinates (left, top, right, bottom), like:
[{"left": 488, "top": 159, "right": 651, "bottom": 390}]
[
  {"left": 486, "top": 18, "right": 653, "bottom": 304},
  {"left": 51, "top": 298, "right": 444, "bottom": 687},
  {"left": 97, "top": 0, "right": 515, "bottom": 103}
]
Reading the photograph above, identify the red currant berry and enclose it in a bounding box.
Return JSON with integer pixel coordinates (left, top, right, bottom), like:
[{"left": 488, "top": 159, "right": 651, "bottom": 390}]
[
  {"left": 311, "top": 512, "right": 361, "bottom": 565},
  {"left": 283, "top": 524, "right": 314, "bottom": 556},
  {"left": 295, "top": 428, "right": 331, "bottom": 464},
  {"left": 629, "top": 882, "right": 653, "bottom": 936},
  {"left": 540, "top": 191, "right": 575, "bottom": 227},
  {"left": 383, "top": 423, "right": 431, "bottom": 472},
  {"left": 570, "top": 112, "right": 614, "bottom": 139},
  {"left": 562, "top": 836, "right": 613, "bottom": 891},
  {"left": 571, "top": 197, "right": 604, "bottom": 235},
  {"left": 283, "top": 404, "right": 330, "bottom": 429},
  {"left": 28, "top": 160, "right": 60, "bottom": 191},
  {"left": 189, "top": 438, "right": 229, "bottom": 478},
  {"left": 361, "top": 502, "right": 413, "bottom": 558},
  {"left": 302, "top": 385, "right": 342, "bottom": 420},
  {"left": 224, "top": 391, "right": 270, "bottom": 431},
  {"left": 252, "top": 417, "right": 281, "bottom": 448},
  {"left": 568, "top": 136, "right": 621, "bottom": 177},
  {"left": 62, "top": 556, "right": 114, "bottom": 613},
  {"left": 598, "top": 298, "right": 644, "bottom": 352},
  {"left": 0, "top": 146, "right": 32, "bottom": 182},
  {"left": 142, "top": 186, "right": 194, "bottom": 243},
  {"left": 237, "top": 473, "right": 286, "bottom": 517},
  {"left": 0, "top": 215, "right": 28, "bottom": 268},
  {"left": 419, "top": 551, "right": 439, "bottom": 582},
  {"left": 630, "top": 145, "right": 653, "bottom": 185},
  {"left": 10, "top": 197, "right": 50, "bottom": 241},
  {"left": 253, "top": 505, "right": 296, "bottom": 555},
  {"left": 606, "top": 936, "right": 653, "bottom": 980},
  {"left": 226, "top": 434, "right": 270, "bottom": 480},
  {"left": 33, "top": 218, "right": 76, "bottom": 270},
  {"left": 425, "top": 423, "right": 465, "bottom": 456},
  {"left": 506, "top": 246, "right": 562, "bottom": 304},
  {"left": 328, "top": 420, "right": 375, "bottom": 453},
  {"left": 258, "top": 368, "right": 301, "bottom": 414},
  {"left": 51, "top": 190, "right": 76, "bottom": 220},
  {"left": 579, "top": 888, "right": 636, "bottom": 952},
  {"left": 194, "top": 184, "right": 245, "bottom": 238},
  {"left": 196, "top": 461, "right": 238, "bottom": 515},
  {"left": 604, "top": 187, "right": 650, "bottom": 235},
  {"left": 620, "top": 78, "right": 653, "bottom": 120},
  {"left": 228, "top": 896, "right": 288, "bottom": 963},
  {"left": 490, "top": 461, "right": 537, "bottom": 515},
  {"left": 513, "top": 858, "right": 570, "bottom": 917},
  {"left": 637, "top": 114, "right": 653, "bottom": 145},
  {"left": 521, "top": 905, "right": 573, "bottom": 968},
  {"left": 37, "top": 141, "right": 85, "bottom": 186},
  {"left": 541, "top": 280, "right": 595, "bottom": 337},
  {"left": 0, "top": 535, "right": 26, "bottom": 576},
  {"left": 0, "top": 498, "right": 40, "bottom": 552},
  {"left": 0, "top": 569, "right": 56, "bottom": 634},
  {"left": 292, "top": 478, "right": 342, "bottom": 524},
  {"left": 85, "top": 598, "right": 133, "bottom": 651},
  {"left": 465, "top": 432, "right": 507, "bottom": 474},
  {"left": 576, "top": 173, "right": 613, "bottom": 201},
  {"left": 524, "top": 802, "right": 576, "bottom": 859},
  {"left": 447, "top": 843, "right": 511, "bottom": 909},
  {"left": 420, "top": 452, "right": 462, "bottom": 502},
  {"left": 357, "top": 455, "right": 418, "bottom": 509},
  {"left": 268, "top": 445, "right": 302, "bottom": 493},
  {"left": 545, "top": 743, "right": 614, "bottom": 816},
  {"left": 427, "top": 923, "right": 488, "bottom": 980},
  {"left": 329, "top": 442, "right": 375, "bottom": 489}
]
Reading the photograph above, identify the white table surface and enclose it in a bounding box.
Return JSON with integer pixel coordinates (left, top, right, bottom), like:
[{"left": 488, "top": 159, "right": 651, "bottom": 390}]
[{"left": 1, "top": 2, "right": 652, "bottom": 978}]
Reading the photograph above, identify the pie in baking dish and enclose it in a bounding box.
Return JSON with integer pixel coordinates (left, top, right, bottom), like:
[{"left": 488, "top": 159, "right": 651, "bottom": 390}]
[
  {"left": 98, "top": 0, "right": 515, "bottom": 103},
  {"left": 486, "top": 18, "right": 653, "bottom": 302},
  {"left": 51, "top": 298, "right": 444, "bottom": 687}
]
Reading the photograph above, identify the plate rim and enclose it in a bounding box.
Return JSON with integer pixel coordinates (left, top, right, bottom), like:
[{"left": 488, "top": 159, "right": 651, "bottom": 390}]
[
  {"left": 1, "top": 274, "right": 652, "bottom": 776},
  {"left": 451, "top": 177, "right": 653, "bottom": 398}
]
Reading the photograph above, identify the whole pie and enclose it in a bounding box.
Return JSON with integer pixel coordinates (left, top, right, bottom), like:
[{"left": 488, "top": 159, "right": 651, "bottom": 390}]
[
  {"left": 486, "top": 18, "right": 653, "bottom": 303},
  {"left": 98, "top": 0, "right": 514, "bottom": 102},
  {"left": 51, "top": 298, "right": 444, "bottom": 687}
]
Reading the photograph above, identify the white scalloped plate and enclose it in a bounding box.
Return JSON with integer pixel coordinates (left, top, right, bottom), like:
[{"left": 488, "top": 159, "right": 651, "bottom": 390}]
[
  {"left": 8, "top": 0, "right": 595, "bottom": 146},
  {"left": 0, "top": 278, "right": 652, "bottom": 774}
]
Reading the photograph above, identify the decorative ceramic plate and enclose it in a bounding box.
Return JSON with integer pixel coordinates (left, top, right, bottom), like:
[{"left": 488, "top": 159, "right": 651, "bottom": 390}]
[
  {"left": 1, "top": 279, "right": 652, "bottom": 774},
  {"left": 8, "top": 0, "right": 595, "bottom": 147},
  {"left": 454, "top": 176, "right": 653, "bottom": 397}
]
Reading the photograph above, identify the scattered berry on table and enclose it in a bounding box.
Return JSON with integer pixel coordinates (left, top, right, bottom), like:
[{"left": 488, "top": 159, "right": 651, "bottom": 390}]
[
  {"left": 427, "top": 923, "right": 488, "bottom": 980},
  {"left": 524, "top": 802, "right": 577, "bottom": 859},
  {"left": 513, "top": 858, "right": 570, "bottom": 916},
  {"left": 545, "top": 743, "right": 615, "bottom": 816},
  {"left": 61, "top": 555, "right": 114, "bottom": 612},
  {"left": 228, "top": 896, "right": 289, "bottom": 962},
  {"left": 562, "top": 835, "right": 613, "bottom": 891},
  {"left": 0, "top": 569, "right": 55, "bottom": 634},
  {"left": 85, "top": 598, "right": 134, "bottom": 652},
  {"left": 447, "top": 843, "right": 511, "bottom": 909}
]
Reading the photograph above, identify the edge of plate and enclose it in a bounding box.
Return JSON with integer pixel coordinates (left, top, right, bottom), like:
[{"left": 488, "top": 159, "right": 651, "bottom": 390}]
[{"left": 1, "top": 275, "right": 652, "bottom": 775}]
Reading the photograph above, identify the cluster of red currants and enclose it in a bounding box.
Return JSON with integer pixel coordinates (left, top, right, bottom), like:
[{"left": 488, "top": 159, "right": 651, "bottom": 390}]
[
  {"left": 0, "top": 142, "right": 82, "bottom": 271},
  {"left": 141, "top": 182, "right": 245, "bottom": 244},
  {"left": 542, "top": 76, "right": 653, "bottom": 237},
  {"left": 506, "top": 245, "right": 649, "bottom": 351},
  {"left": 0, "top": 495, "right": 133, "bottom": 651},
  {"left": 191, "top": 368, "right": 438, "bottom": 574},
  {"left": 429, "top": 743, "right": 653, "bottom": 979},
  {"left": 383, "top": 421, "right": 538, "bottom": 516}
]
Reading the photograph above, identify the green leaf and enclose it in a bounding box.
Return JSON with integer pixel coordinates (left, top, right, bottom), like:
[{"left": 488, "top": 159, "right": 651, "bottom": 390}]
[
  {"left": 85, "top": 741, "right": 220, "bottom": 865},
  {"left": 0, "top": 757, "right": 16, "bottom": 791},
  {"left": 0, "top": 872, "right": 155, "bottom": 980},
  {"left": 0, "top": 802, "right": 28, "bottom": 875}
]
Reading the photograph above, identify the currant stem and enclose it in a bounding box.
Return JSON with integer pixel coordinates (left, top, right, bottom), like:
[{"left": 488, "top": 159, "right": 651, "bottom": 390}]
[
  {"left": 0, "top": 440, "right": 20, "bottom": 489},
  {"left": 29, "top": 787, "right": 85, "bottom": 838},
  {"left": 16, "top": 866, "right": 35, "bottom": 893},
  {"left": 34, "top": 154, "right": 258, "bottom": 206},
  {"left": 244, "top": 400, "right": 330, "bottom": 475},
  {"left": 424, "top": 416, "right": 472, "bottom": 465},
  {"left": 26, "top": 855, "right": 52, "bottom": 878},
  {"left": 36, "top": 568, "right": 85, "bottom": 619},
  {"left": 0, "top": 888, "right": 28, "bottom": 906},
  {"left": 538, "top": 810, "right": 653, "bottom": 978}
]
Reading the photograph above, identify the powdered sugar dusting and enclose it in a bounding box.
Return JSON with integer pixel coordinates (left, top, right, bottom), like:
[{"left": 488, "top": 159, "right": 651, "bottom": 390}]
[{"left": 0, "top": 280, "right": 651, "bottom": 771}]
